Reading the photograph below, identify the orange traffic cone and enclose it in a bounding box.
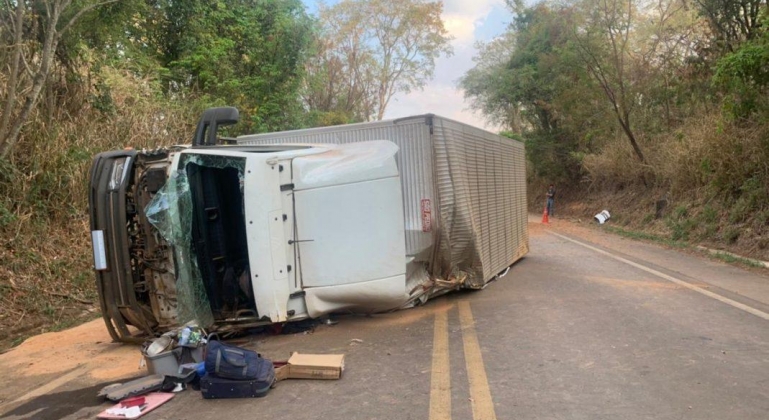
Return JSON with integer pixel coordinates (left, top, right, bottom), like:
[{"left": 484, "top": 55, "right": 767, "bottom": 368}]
[{"left": 542, "top": 204, "right": 549, "bottom": 224}]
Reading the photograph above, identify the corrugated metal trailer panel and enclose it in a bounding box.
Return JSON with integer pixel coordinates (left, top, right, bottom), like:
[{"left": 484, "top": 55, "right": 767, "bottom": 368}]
[
  {"left": 237, "top": 114, "right": 528, "bottom": 286},
  {"left": 430, "top": 118, "right": 528, "bottom": 287}
]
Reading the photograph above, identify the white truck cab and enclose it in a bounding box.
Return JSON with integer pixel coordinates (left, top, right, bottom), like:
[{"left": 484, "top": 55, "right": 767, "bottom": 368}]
[
  {"left": 90, "top": 135, "right": 408, "bottom": 341},
  {"left": 166, "top": 142, "right": 408, "bottom": 325}
]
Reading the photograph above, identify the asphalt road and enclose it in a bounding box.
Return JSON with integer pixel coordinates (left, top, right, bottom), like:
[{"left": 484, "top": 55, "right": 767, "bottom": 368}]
[{"left": 2, "top": 219, "right": 769, "bottom": 419}]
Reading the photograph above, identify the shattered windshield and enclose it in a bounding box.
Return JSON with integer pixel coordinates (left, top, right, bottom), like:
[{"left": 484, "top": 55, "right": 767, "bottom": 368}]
[{"left": 145, "top": 153, "right": 247, "bottom": 328}]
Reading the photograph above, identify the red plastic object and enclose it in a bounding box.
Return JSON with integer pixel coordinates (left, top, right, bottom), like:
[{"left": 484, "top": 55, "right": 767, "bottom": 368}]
[
  {"left": 121, "top": 396, "right": 146, "bottom": 407},
  {"left": 97, "top": 392, "right": 174, "bottom": 420}
]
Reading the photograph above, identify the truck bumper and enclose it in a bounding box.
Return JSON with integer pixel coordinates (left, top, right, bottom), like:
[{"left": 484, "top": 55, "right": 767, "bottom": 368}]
[{"left": 89, "top": 150, "right": 157, "bottom": 342}]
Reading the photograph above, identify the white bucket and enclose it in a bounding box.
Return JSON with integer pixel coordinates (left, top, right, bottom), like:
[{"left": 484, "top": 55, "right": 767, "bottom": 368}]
[{"left": 594, "top": 210, "right": 611, "bottom": 224}]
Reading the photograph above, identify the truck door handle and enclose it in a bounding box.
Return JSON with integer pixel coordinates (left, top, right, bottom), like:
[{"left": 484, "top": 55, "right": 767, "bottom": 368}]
[{"left": 288, "top": 239, "right": 314, "bottom": 245}]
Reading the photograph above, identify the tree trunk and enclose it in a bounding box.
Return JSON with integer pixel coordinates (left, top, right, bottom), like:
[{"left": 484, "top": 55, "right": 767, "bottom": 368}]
[
  {"left": 617, "top": 116, "right": 645, "bottom": 163},
  {"left": 0, "top": 4, "right": 58, "bottom": 160},
  {"left": 588, "top": 65, "right": 646, "bottom": 164},
  {"left": 0, "top": 1, "right": 25, "bottom": 148},
  {"left": 0, "top": 0, "right": 118, "bottom": 160},
  {"left": 376, "top": 83, "right": 387, "bottom": 120}
]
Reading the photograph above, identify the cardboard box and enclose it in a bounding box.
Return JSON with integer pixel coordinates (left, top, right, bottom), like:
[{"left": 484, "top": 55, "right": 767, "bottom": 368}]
[
  {"left": 274, "top": 364, "right": 290, "bottom": 382},
  {"left": 275, "top": 353, "right": 345, "bottom": 380}
]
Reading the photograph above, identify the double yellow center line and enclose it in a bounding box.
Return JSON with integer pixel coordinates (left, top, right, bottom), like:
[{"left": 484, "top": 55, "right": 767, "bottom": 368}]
[
  {"left": 430, "top": 310, "right": 452, "bottom": 419},
  {"left": 429, "top": 301, "right": 497, "bottom": 420}
]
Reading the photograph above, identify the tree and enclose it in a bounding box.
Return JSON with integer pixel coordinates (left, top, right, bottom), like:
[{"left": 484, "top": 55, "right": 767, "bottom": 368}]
[
  {"left": 150, "top": 0, "right": 314, "bottom": 133},
  {"left": 460, "top": 31, "right": 521, "bottom": 131},
  {"left": 694, "top": 0, "right": 766, "bottom": 52},
  {"left": 461, "top": 3, "right": 604, "bottom": 181},
  {"left": 713, "top": 11, "right": 769, "bottom": 117},
  {"left": 463, "top": 0, "right": 707, "bottom": 184},
  {"left": 302, "top": 6, "right": 378, "bottom": 123},
  {"left": 571, "top": 0, "right": 705, "bottom": 164},
  {"left": 0, "top": 0, "right": 118, "bottom": 159},
  {"left": 570, "top": 0, "right": 648, "bottom": 164},
  {"left": 633, "top": 0, "right": 706, "bottom": 128},
  {"left": 305, "top": 0, "right": 452, "bottom": 122}
]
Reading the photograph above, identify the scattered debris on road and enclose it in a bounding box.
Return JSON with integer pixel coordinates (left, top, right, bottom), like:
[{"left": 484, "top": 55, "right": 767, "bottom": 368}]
[
  {"left": 97, "top": 392, "right": 174, "bottom": 419},
  {"left": 594, "top": 210, "right": 611, "bottom": 224},
  {"left": 98, "top": 375, "right": 165, "bottom": 402},
  {"left": 95, "top": 321, "right": 346, "bottom": 408},
  {"left": 277, "top": 353, "right": 345, "bottom": 380}
]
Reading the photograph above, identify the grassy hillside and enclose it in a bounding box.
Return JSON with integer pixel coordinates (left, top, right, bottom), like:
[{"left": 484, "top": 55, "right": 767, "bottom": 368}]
[
  {"left": 0, "top": 71, "right": 196, "bottom": 349},
  {"left": 529, "top": 111, "right": 769, "bottom": 262}
]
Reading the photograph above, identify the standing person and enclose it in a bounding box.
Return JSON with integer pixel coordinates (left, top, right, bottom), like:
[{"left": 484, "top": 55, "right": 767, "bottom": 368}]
[{"left": 546, "top": 184, "right": 556, "bottom": 217}]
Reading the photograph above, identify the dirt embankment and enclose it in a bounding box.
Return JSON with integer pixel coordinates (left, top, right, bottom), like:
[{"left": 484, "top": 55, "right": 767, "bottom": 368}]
[{"left": 530, "top": 185, "right": 769, "bottom": 262}]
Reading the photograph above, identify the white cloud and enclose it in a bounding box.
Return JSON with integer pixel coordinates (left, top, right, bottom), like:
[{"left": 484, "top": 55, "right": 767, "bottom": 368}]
[
  {"left": 383, "top": 0, "right": 509, "bottom": 131},
  {"left": 442, "top": 15, "right": 477, "bottom": 45},
  {"left": 442, "top": 0, "right": 500, "bottom": 16},
  {"left": 385, "top": 84, "right": 493, "bottom": 128},
  {"left": 442, "top": 0, "right": 501, "bottom": 46}
]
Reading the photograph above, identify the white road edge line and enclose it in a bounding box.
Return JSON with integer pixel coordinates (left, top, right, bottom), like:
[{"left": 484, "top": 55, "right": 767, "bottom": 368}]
[{"left": 548, "top": 231, "right": 769, "bottom": 321}]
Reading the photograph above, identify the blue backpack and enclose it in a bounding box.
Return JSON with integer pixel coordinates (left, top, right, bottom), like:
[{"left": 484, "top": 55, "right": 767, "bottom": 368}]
[{"left": 204, "top": 340, "right": 262, "bottom": 380}]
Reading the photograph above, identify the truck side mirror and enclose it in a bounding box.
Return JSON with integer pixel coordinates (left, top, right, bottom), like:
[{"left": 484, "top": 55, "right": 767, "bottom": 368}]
[{"left": 192, "top": 107, "right": 240, "bottom": 146}]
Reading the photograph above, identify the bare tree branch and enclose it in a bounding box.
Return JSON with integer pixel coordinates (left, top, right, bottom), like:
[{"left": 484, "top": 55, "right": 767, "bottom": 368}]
[
  {"left": 0, "top": 0, "right": 117, "bottom": 159},
  {"left": 307, "top": 0, "right": 451, "bottom": 122},
  {"left": 58, "top": 0, "right": 119, "bottom": 40},
  {"left": 571, "top": 0, "right": 645, "bottom": 164}
]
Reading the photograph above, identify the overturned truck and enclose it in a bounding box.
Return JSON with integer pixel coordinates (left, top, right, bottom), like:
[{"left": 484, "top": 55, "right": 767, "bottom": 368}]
[{"left": 89, "top": 108, "right": 528, "bottom": 342}]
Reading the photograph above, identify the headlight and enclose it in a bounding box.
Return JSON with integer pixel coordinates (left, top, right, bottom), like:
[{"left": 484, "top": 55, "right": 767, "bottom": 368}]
[{"left": 108, "top": 157, "right": 131, "bottom": 191}]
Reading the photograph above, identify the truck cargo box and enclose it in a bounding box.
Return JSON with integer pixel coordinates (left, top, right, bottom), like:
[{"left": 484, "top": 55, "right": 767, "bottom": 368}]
[{"left": 237, "top": 114, "right": 528, "bottom": 298}]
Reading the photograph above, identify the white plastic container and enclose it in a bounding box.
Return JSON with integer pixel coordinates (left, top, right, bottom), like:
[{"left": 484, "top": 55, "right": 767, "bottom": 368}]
[
  {"left": 145, "top": 348, "right": 180, "bottom": 376},
  {"left": 595, "top": 210, "right": 611, "bottom": 224},
  {"left": 145, "top": 347, "right": 203, "bottom": 376}
]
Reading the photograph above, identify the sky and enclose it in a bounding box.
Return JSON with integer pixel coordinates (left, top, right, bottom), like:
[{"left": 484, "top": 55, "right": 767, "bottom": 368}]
[{"left": 302, "top": 0, "right": 514, "bottom": 130}]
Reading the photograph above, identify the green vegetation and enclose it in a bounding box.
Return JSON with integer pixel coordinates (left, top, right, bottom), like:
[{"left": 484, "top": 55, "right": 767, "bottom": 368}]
[
  {"left": 602, "top": 224, "right": 766, "bottom": 270},
  {"left": 462, "top": 0, "right": 769, "bottom": 258},
  {"left": 602, "top": 226, "right": 689, "bottom": 249},
  {"left": 708, "top": 252, "right": 765, "bottom": 269},
  {"left": 10, "top": 337, "right": 26, "bottom": 349}
]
